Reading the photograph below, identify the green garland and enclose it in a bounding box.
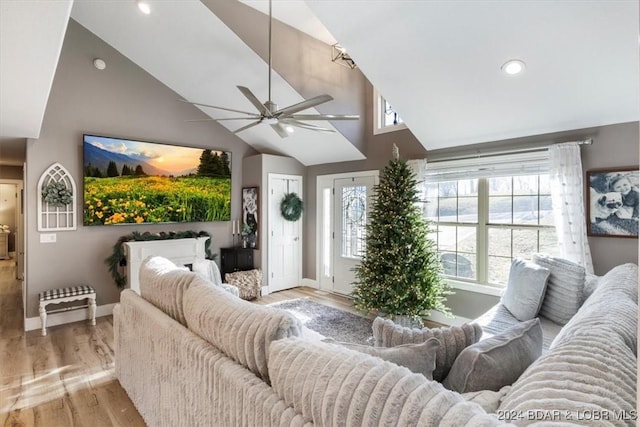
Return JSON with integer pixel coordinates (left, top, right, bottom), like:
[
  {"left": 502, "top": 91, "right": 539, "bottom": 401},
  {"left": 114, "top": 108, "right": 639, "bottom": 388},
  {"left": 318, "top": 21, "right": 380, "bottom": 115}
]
[
  {"left": 42, "top": 181, "right": 73, "bottom": 207},
  {"left": 280, "top": 192, "right": 303, "bottom": 221},
  {"left": 105, "top": 230, "right": 214, "bottom": 289}
]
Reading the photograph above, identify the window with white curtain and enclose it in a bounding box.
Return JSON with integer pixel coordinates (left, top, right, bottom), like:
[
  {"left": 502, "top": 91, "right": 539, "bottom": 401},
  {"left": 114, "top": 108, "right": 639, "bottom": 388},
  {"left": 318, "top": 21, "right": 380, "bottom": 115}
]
[{"left": 412, "top": 151, "right": 560, "bottom": 293}]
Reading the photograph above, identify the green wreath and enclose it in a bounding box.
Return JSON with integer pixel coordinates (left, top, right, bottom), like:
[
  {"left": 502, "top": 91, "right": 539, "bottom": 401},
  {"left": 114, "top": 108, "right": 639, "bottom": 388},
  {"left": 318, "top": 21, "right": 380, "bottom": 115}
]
[{"left": 280, "top": 192, "right": 303, "bottom": 221}]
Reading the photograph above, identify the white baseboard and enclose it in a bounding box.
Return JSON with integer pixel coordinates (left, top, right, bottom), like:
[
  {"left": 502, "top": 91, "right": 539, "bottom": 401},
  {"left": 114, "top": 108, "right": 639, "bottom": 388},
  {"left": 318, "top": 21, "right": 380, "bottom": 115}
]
[
  {"left": 426, "top": 310, "right": 472, "bottom": 326},
  {"left": 25, "top": 303, "right": 116, "bottom": 332},
  {"left": 301, "top": 278, "right": 319, "bottom": 289}
]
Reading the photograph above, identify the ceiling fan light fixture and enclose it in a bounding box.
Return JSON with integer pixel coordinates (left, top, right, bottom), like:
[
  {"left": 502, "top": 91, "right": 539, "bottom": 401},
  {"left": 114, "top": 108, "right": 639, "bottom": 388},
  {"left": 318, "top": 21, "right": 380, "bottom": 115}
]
[
  {"left": 285, "top": 125, "right": 294, "bottom": 133},
  {"left": 137, "top": 1, "right": 151, "bottom": 15},
  {"left": 501, "top": 59, "right": 526, "bottom": 75},
  {"left": 264, "top": 117, "right": 278, "bottom": 125}
]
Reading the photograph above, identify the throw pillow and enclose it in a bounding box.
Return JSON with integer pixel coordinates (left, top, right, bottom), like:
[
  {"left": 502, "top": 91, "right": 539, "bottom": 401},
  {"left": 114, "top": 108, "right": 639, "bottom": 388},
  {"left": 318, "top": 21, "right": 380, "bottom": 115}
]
[
  {"left": 442, "top": 318, "right": 543, "bottom": 393},
  {"left": 501, "top": 258, "right": 550, "bottom": 321},
  {"left": 581, "top": 272, "right": 601, "bottom": 304},
  {"left": 371, "top": 317, "right": 483, "bottom": 381},
  {"left": 532, "top": 253, "right": 585, "bottom": 325},
  {"left": 323, "top": 337, "right": 440, "bottom": 380}
]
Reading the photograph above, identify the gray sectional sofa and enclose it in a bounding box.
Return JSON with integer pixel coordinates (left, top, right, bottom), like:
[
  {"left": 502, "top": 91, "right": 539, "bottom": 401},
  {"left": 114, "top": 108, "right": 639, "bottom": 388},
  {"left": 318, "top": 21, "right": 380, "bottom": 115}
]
[{"left": 114, "top": 256, "right": 637, "bottom": 426}]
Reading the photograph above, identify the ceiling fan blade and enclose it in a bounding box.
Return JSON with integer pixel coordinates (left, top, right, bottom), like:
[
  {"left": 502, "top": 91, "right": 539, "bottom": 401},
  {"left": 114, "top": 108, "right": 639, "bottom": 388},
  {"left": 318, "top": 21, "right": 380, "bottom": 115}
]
[
  {"left": 237, "top": 86, "right": 271, "bottom": 116},
  {"left": 281, "top": 119, "right": 335, "bottom": 133},
  {"left": 274, "top": 94, "right": 333, "bottom": 117},
  {"left": 178, "top": 99, "right": 256, "bottom": 116},
  {"left": 185, "top": 116, "right": 260, "bottom": 122},
  {"left": 270, "top": 122, "right": 290, "bottom": 138},
  {"left": 233, "top": 121, "right": 262, "bottom": 134},
  {"left": 287, "top": 114, "right": 360, "bottom": 121}
]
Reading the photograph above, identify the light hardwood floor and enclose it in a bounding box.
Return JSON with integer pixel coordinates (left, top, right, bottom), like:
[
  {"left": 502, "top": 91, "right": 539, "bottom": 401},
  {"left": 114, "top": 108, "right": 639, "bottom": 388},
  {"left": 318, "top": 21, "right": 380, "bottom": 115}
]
[{"left": 0, "top": 262, "right": 363, "bottom": 427}]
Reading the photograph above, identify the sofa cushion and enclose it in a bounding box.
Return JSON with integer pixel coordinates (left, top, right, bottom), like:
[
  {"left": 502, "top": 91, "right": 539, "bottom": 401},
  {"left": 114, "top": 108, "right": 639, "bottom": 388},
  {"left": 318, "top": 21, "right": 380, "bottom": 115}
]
[
  {"left": 183, "top": 283, "right": 302, "bottom": 382},
  {"left": 533, "top": 253, "right": 585, "bottom": 325},
  {"left": 475, "top": 303, "right": 562, "bottom": 352},
  {"left": 268, "top": 338, "right": 505, "bottom": 426},
  {"left": 550, "top": 263, "right": 638, "bottom": 354},
  {"left": 442, "top": 318, "right": 542, "bottom": 393},
  {"left": 372, "top": 317, "right": 482, "bottom": 381},
  {"left": 139, "top": 256, "right": 200, "bottom": 326},
  {"left": 499, "top": 333, "right": 637, "bottom": 425},
  {"left": 499, "top": 263, "right": 638, "bottom": 425},
  {"left": 323, "top": 337, "right": 440, "bottom": 380},
  {"left": 501, "top": 258, "right": 550, "bottom": 321},
  {"left": 582, "top": 272, "right": 601, "bottom": 304}
]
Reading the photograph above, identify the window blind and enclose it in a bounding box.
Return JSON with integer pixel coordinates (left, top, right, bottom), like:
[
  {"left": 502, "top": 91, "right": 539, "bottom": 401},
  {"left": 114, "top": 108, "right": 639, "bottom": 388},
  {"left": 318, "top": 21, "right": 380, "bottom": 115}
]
[{"left": 410, "top": 150, "right": 550, "bottom": 182}]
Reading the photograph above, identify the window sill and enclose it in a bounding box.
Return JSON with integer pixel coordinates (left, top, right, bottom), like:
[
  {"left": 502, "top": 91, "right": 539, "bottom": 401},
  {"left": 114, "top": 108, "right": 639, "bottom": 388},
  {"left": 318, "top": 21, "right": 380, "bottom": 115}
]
[
  {"left": 446, "top": 278, "right": 503, "bottom": 297},
  {"left": 373, "top": 123, "right": 408, "bottom": 135}
]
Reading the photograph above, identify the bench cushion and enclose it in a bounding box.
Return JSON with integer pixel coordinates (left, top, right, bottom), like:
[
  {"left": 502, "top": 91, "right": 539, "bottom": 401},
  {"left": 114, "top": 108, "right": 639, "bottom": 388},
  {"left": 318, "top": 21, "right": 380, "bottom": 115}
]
[{"left": 39, "top": 285, "right": 95, "bottom": 301}]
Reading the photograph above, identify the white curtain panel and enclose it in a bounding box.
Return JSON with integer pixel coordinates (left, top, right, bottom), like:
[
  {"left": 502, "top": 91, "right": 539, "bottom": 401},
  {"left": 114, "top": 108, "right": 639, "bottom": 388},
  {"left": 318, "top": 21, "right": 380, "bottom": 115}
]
[{"left": 548, "top": 143, "right": 594, "bottom": 274}]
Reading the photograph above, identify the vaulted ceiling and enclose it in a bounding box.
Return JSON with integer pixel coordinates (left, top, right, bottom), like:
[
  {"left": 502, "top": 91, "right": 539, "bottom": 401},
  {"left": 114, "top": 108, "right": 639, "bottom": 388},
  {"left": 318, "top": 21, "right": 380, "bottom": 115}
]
[{"left": 1, "top": 0, "right": 638, "bottom": 165}]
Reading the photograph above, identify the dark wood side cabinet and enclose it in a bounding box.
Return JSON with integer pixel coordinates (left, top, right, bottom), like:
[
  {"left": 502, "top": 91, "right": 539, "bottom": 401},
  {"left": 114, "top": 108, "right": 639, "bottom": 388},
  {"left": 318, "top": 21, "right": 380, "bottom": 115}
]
[{"left": 220, "top": 247, "right": 254, "bottom": 275}]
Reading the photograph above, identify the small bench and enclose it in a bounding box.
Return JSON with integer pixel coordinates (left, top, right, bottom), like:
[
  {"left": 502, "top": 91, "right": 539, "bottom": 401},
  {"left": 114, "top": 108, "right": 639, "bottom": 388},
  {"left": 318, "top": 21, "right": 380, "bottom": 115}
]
[{"left": 38, "top": 285, "right": 96, "bottom": 336}]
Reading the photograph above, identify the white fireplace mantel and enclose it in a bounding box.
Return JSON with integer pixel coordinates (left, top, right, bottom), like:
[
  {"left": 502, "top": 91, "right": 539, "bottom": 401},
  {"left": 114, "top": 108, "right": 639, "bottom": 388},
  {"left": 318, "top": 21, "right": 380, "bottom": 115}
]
[{"left": 123, "top": 236, "right": 210, "bottom": 294}]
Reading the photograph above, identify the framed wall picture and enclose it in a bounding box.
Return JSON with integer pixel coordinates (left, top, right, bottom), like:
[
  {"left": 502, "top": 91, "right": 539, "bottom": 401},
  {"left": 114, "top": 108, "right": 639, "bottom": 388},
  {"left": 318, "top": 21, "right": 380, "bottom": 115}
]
[
  {"left": 242, "top": 187, "right": 259, "bottom": 248},
  {"left": 586, "top": 167, "right": 639, "bottom": 238}
]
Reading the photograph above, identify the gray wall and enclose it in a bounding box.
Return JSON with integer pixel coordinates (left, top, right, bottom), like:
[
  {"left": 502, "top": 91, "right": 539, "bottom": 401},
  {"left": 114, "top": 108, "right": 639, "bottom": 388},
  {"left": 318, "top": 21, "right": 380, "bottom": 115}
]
[{"left": 24, "top": 20, "right": 257, "bottom": 318}]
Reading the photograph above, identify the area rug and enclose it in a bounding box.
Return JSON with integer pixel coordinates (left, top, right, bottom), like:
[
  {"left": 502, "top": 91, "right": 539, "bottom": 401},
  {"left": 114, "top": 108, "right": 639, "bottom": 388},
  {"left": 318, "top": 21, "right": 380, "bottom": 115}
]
[{"left": 269, "top": 299, "right": 373, "bottom": 345}]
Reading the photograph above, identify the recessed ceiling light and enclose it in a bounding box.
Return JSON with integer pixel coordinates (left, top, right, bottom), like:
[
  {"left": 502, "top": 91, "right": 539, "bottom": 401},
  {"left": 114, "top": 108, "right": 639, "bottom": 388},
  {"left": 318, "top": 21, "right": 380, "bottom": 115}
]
[
  {"left": 137, "top": 1, "right": 151, "bottom": 15},
  {"left": 501, "top": 59, "right": 526, "bottom": 75},
  {"left": 93, "top": 58, "right": 106, "bottom": 70}
]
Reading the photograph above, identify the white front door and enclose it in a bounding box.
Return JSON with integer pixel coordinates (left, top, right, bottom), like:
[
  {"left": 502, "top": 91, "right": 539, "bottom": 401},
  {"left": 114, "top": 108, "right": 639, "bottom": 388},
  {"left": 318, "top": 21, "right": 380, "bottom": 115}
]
[
  {"left": 332, "top": 176, "right": 376, "bottom": 295},
  {"left": 268, "top": 174, "right": 302, "bottom": 293}
]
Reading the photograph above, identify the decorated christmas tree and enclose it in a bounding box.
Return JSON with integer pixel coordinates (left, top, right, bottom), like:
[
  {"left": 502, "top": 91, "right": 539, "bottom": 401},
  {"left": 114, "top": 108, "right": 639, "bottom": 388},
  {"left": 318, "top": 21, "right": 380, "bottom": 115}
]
[{"left": 352, "top": 145, "right": 451, "bottom": 322}]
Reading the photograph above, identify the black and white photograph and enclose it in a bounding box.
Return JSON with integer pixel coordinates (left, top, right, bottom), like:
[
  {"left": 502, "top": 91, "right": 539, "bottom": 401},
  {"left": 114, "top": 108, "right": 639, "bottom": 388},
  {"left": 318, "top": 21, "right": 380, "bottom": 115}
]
[
  {"left": 587, "top": 167, "right": 639, "bottom": 238},
  {"left": 242, "top": 187, "right": 259, "bottom": 248}
]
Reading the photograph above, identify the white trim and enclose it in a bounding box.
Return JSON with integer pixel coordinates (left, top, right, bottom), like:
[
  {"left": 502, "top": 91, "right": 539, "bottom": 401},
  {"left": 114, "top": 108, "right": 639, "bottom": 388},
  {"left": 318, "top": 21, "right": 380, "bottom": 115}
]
[
  {"left": 25, "top": 303, "right": 116, "bottom": 331},
  {"left": 301, "top": 278, "right": 318, "bottom": 289},
  {"left": 315, "top": 170, "right": 380, "bottom": 294},
  {"left": 447, "top": 280, "right": 503, "bottom": 297},
  {"left": 425, "top": 310, "right": 472, "bottom": 327},
  {"left": 373, "top": 122, "right": 408, "bottom": 135},
  {"left": 372, "top": 88, "right": 407, "bottom": 135}
]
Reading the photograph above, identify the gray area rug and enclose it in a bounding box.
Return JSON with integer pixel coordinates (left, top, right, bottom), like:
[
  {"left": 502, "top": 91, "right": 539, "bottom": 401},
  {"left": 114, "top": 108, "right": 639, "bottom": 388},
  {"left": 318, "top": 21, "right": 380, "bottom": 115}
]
[{"left": 270, "top": 299, "right": 373, "bottom": 345}]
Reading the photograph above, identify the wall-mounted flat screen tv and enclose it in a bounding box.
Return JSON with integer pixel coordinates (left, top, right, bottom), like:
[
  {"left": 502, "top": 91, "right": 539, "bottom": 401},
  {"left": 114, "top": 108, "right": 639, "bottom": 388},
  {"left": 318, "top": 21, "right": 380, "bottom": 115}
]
[{"left": 83, "top": 134, "right": 231, "bottom": 225}]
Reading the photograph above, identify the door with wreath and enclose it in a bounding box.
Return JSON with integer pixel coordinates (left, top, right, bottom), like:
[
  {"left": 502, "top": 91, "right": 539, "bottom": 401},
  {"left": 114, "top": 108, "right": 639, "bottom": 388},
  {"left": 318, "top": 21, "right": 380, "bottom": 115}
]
[{"left": 268, "top": 174, "right": 302, "bottom": 293}]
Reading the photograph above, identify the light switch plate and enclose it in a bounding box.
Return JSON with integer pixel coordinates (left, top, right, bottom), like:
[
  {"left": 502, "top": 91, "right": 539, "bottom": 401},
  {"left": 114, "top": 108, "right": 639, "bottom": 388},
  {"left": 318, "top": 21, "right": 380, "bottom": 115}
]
[{"left": 40, "top": 233, "right": 56, "bottom": 243}]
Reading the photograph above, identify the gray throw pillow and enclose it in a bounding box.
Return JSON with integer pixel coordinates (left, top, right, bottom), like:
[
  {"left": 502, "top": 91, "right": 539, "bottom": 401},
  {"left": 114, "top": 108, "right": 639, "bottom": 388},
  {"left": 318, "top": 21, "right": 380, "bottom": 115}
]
[
  {"left": 501, "top": 258, "right": 550, "bottom": 321},
  {"left": 324, "top": 337, "right": 440, "bottom": 380},
  {"left": 371, "top": 317, "right": 483, "bottom": 381},
  {"left": 532, "top": 253, "right": 585, "bottom": 325},
  {"left": 442, "top": 318, "right": 542, "bottom": 393}
]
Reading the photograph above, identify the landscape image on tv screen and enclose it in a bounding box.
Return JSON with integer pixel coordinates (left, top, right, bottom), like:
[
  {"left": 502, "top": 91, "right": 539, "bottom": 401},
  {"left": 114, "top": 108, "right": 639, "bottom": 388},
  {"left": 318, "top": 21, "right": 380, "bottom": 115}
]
[{"left": 83, "top": 134, "right": 231, "bottom": 225}]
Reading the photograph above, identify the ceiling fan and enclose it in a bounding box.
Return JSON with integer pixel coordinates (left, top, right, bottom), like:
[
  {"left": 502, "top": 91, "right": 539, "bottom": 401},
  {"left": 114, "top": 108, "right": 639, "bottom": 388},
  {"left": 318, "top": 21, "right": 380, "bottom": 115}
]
[{"left": 181, "top": 0, "right": 359, "bottom": 138}]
